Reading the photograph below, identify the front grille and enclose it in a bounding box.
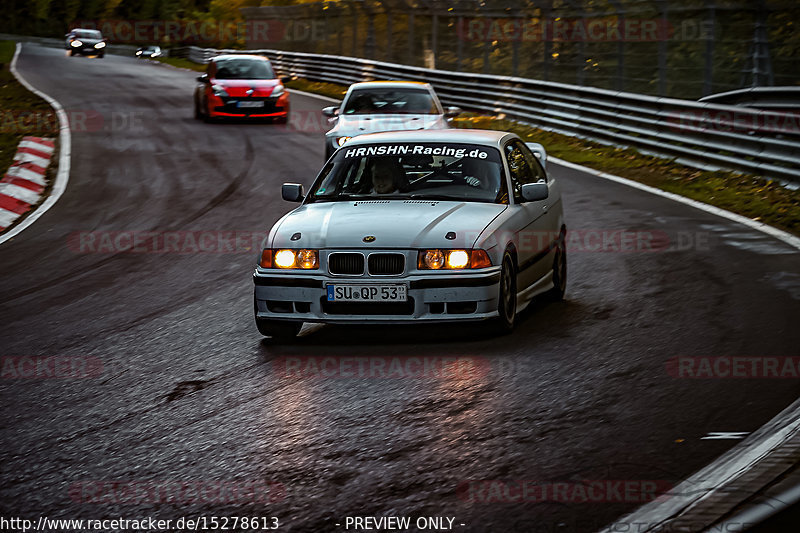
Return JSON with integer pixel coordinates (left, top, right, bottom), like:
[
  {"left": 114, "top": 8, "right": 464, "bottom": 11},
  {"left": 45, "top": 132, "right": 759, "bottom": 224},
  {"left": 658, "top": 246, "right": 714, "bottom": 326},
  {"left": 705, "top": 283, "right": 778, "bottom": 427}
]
[
  {"left": 368, "top": 253, "right": 405, "bottom": 275},
  {"left": 328, "top": 253, "right": 365, "bottom": 275},
  {"left": 321, "top": 297, "right": 415, "bottom": 316}
]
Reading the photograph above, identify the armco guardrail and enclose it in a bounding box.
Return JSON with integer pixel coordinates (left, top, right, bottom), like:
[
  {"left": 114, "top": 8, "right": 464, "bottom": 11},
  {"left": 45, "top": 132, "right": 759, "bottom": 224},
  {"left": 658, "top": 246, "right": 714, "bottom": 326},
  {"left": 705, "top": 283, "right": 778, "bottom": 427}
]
[{"left": 176, "top": 46, "right": 800, "bottom": 183}]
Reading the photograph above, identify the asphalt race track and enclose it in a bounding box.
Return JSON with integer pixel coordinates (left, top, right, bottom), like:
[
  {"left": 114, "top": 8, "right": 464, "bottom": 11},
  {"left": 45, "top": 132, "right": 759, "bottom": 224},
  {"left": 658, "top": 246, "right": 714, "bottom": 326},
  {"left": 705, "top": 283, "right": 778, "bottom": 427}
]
[{"left": 1, "top": 42, "right": 799, "bottom": 532}]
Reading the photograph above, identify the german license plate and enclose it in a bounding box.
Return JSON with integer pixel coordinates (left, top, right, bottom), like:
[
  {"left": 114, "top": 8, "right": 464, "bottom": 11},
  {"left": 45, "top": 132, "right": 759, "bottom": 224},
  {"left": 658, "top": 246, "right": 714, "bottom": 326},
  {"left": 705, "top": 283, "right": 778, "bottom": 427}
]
[
  {"left": 237, "top": 101, "right": 264, "bottom": 108},
  {"left": 327, "top": 284, "right": 407, "bottom": 302}
]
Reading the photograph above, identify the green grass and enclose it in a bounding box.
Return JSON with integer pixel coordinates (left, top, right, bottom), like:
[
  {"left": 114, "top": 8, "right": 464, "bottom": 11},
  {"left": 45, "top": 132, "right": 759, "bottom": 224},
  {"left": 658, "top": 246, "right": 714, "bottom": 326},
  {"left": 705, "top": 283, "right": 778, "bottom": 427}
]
[
  {"left": 0, "top": 40, "right": 57, "bottom": 199},
  {"left": 152, "top": 56, "right": 207, "bottom": 72},
  {"left": 285, "top": 78, "right": 347, "bottom": 101}
]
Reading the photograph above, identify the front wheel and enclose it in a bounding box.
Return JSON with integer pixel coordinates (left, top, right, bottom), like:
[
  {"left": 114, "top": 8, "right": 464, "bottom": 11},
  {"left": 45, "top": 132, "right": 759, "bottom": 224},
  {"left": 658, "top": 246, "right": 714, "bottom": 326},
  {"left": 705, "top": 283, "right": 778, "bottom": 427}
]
[
  {"left": 547, "top": 233, "right": 567, "bottom": 301},
  {"left": 490, "top": 251, "right": 517, "bottom": 335},
  {"left": 256, "top": 318, "right": 301, "bottom": 340}
]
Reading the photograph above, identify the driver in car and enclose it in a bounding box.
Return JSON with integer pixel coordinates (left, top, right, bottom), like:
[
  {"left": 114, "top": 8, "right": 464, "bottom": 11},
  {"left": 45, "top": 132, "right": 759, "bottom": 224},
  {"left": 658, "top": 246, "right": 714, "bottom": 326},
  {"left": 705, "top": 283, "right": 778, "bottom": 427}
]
[{"left": 370, "top": 158, "right": 406, "bottom": 194}]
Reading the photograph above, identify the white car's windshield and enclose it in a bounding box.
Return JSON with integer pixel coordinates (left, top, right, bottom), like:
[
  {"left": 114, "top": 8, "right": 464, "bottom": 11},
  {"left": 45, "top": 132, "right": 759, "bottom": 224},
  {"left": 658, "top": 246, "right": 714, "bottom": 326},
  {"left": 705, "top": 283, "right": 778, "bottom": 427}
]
[
  {"left": 308, "top": 143, "right": 508, "bottom": 204},
  {"left": 342, "top": 88, "right": 439, "bottom": 115},
  {"left": 74, "top": 30, "right": 102, "bottom": 39}
]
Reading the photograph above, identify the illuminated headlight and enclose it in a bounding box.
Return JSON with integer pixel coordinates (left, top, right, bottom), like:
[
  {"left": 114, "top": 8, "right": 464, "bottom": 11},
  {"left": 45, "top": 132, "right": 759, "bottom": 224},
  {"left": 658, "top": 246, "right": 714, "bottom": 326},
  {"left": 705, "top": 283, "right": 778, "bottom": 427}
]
[
  {"left": 71, "top": 40, "right": 82, "bottom": 47},
  {"left": 336, "top": 136, "right": 351, "bottom": 147},
  {"left": 271, "top": 84, "right": 284, "bottom": 97},
  {"left": 418, "top": 249, "right": 492, "bottom": 270},
  {"left": 94, "top": 42, "right": 106, "bottom": 49},
  {"left": 135, "top": 50, "right": 142, "bottom": 55},
  {"left": 211, "top": 84, "right": 228, "bottom": 97},
  {"left": 261, "top": 249, "right": 319, "bottom": 269},
  {"left": 151, "top": 51, "right": 160, "bottom": 57}
]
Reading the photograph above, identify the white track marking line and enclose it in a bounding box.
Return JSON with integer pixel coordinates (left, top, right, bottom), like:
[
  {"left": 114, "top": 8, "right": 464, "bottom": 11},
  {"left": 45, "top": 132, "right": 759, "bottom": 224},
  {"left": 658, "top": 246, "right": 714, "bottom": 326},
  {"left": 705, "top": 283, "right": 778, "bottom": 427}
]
[{"left": 0, "top": 43, "right": 71, "bottom": 246}]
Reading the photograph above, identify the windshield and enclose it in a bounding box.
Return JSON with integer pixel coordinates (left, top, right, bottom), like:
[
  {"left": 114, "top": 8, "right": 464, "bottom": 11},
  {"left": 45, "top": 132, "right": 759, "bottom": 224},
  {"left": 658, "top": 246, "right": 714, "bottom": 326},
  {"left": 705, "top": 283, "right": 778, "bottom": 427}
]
[
  {"left": 342, "top": 88, "right": 439, "bottom": 115},
  {"left": 213, "top": 59, "right": 275, "bottom": 80},
  {"left": 74, "top": 30, "right": 102, "bottom": 39},
  {"left": 308, "top": 143, "right": 508, "bottom": 204}
]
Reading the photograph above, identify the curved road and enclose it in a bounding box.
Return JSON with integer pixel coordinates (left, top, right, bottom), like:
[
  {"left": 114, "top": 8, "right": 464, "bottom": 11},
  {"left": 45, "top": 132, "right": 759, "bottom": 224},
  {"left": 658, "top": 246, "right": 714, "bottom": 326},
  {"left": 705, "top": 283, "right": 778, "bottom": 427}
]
[{"left": 1, "top": 42, "right": 799, "bottom": 532}]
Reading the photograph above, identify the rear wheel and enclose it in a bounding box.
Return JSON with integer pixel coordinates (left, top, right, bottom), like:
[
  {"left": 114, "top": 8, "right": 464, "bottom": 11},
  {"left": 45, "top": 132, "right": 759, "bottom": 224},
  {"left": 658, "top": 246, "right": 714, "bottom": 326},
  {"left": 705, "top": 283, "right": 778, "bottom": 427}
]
[
  {"left": 491, "top": 251, "right": 517, "bottom": 335},
  {"left": 256, "top": 318, "right": 301, "bottom": 340}
]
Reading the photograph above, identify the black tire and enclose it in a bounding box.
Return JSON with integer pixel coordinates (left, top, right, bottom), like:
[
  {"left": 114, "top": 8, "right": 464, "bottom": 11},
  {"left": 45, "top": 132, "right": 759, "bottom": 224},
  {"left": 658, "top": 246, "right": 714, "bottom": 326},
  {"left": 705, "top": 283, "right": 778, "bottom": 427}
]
[
  {"left": 69, "top": 50, "right": 76, "bottom": 56},
  {"left": 547, "top": 232, "right": 567, "bottom": 301},
  {"left": 98, "top": 53, "right": 104, "bottom": 58},
  {"left": 256, "top": 318, "right": 301, "bottom": 340},
  {"left": 324, "top": 145, "right": 334, "bottom": 161},
  {"left": 491, "top": 251, "right": 517, "bottom": 334},
  {"left": 273, "top": 114, "right": 288, "bottom": 125},
  {"left": 193, "top": 99, "right": 202, "bottom": 120}
]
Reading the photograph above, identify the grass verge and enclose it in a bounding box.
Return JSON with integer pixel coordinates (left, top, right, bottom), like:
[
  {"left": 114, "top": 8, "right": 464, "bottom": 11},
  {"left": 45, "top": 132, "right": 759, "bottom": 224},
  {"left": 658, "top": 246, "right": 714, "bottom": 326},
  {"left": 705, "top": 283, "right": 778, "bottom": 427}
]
[
  {"left": 0, "top": 40, "right": 56, "bottom": 177},
  {"left": 152, "top": 55, "right": 206, "bottom": 72}
]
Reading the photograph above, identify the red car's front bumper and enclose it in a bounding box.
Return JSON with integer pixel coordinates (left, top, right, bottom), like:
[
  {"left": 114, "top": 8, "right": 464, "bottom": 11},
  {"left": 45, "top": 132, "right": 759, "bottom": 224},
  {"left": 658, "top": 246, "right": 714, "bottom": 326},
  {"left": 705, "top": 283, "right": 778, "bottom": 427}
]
[{"left": 208, "top": 93, "right": 289, "bottom": 119}]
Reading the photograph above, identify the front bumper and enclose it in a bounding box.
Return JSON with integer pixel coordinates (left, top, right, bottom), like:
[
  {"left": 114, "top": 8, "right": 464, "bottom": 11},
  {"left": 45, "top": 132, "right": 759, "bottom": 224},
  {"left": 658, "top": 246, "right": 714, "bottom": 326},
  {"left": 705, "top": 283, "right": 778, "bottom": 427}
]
[
  {"left": 210, "top": 94, "right": 289, "bottom": 118},
  {"left": 253, "top": 268, "right": 502, "bottom": 324}
]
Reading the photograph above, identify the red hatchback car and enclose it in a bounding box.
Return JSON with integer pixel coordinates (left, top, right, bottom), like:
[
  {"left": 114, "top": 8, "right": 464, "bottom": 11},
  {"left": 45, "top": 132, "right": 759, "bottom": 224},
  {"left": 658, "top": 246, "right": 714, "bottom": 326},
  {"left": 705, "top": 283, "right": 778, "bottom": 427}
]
[{"left": 194, "top": 54, "right": 290, "bottom": 122}]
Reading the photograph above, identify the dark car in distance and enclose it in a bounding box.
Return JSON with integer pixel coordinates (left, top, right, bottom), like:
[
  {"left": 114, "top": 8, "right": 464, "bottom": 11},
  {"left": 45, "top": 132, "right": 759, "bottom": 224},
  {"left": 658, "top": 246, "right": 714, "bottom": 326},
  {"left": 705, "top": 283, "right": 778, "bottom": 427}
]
[{"left": 65, "top": 29, "right": 107, "bottom": 58}]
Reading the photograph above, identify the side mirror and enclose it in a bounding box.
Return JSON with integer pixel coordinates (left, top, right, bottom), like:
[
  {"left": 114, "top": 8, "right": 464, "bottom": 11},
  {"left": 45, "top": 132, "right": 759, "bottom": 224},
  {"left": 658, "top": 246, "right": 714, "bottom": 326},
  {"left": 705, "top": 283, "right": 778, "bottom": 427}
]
[
  {"left": 525, "top": 142, "right": 547, "bottom": 170},
  {"left": 282, "top": 183, "right": 304, "bottom": 202},
  {"left": 322, "top": 106, "right": 339, "bottom": 118},
  {"left": 197, "top": 74, "right": 209, "bottom": 83},
  {"left": 521, "top": 182, "right": 549, "bottom": 202},
  {"left": 281, "top": 75, "right": 292, "bottom": 84},
  {"left": 444, "top": 106, "right": 462, "bottom": 118}
]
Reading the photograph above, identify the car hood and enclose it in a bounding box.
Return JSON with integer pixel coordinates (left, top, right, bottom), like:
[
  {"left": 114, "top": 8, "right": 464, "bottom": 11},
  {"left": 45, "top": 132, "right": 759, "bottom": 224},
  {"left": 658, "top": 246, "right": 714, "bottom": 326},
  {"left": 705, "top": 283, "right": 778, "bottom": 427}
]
[
  {"left": 211, "top": 78, "right": 281, "bottom": 97},
  {"left": 76, "top": 38, "right": 103, "bottom": 46},
  {"left": 271, "top": 201, "right": 506, "bottom": 249},
  {"left": 329, "top": 114, "right": 447, "bottom": 137}
]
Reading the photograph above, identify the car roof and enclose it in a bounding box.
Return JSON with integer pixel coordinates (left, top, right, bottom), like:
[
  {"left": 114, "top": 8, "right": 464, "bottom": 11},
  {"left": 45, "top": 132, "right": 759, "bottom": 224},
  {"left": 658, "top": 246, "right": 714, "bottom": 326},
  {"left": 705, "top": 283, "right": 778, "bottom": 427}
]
[
  {"left": 348, "top": 81, "right": 432, "bottom": 91},
  {"left": 212, "top": 54, "right": 270, "bottom": 62},
  {"left": 343, "top": 129, "right": 516, "bottom": 148}
]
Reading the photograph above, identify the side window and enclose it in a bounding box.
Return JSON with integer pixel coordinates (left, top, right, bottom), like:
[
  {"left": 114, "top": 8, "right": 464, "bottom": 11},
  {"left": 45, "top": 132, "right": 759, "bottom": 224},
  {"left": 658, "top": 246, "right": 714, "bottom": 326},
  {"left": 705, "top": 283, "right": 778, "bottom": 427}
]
[
  {"left": 519, "top": 143, "right": 547, "bottom": 183},
  {"left": 504, "top": 140, "right": 538, "bottom": 202}
]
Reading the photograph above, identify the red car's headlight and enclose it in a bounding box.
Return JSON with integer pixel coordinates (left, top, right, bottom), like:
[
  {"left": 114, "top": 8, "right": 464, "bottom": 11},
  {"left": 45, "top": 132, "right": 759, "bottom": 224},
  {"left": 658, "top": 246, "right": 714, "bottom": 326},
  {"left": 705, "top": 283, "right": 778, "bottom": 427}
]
[{"left": 417, "top": 249, "right": 492, "bottom": 270}]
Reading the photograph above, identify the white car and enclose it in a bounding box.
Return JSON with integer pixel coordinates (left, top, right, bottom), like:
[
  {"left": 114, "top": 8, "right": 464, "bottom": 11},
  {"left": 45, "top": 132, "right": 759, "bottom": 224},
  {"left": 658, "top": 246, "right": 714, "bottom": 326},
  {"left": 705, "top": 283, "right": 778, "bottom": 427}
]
[
  {"left": 253, "top": 129, "right": 566, "bottom": 339},
  {"left": 322, "top": 81, "right": 461, "bottom": 160}
]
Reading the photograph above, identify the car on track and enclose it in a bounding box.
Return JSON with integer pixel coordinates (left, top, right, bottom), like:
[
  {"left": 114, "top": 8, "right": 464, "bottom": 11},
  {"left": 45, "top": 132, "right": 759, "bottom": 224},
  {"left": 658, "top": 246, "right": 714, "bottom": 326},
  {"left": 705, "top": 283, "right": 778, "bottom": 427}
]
[
  {"left": 253, "top": 129, "right": 566, "bottom": 339},
  {"left": 135, "top": 45, "right": 162, "bottom": 58},
  {"left": 322, "top": 81, "right": 461, "bottom": 160},
  {"left": 65, "top": 29, "right": 107, "bottom": 57},
  {"left": 194, "top": 54, "right": 290, "bottom": 123}
]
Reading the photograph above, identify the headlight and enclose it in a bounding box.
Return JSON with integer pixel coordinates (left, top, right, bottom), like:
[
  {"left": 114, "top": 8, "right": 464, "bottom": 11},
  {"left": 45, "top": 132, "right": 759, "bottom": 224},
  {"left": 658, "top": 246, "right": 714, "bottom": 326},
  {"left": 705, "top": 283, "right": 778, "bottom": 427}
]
[
  {"left": 71, "top": 40, "right": 82, "bottom": 47},
  {"left": 211, "top": 84, "right": 228, "bottom": 97},
  {"left": 94, "top": 42, "right": 106, "bottom": 49},
  {"left": 261, "top": 249, "right": 319, "bottom": 269},
  {"left": 135, "top": 50, "right": 142, "bottom": 55},
  {"left": 418, "top": 249, "right": 492, "bottom": 270},
  {"left": 271, "top": 84, "right": 284, "bottom": 97},
  {"left": 336, "top": 136, "right": 351, "bottom": 147},
  {"left": 152, "top": 51, "right": 160, "bottom": 57}
]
